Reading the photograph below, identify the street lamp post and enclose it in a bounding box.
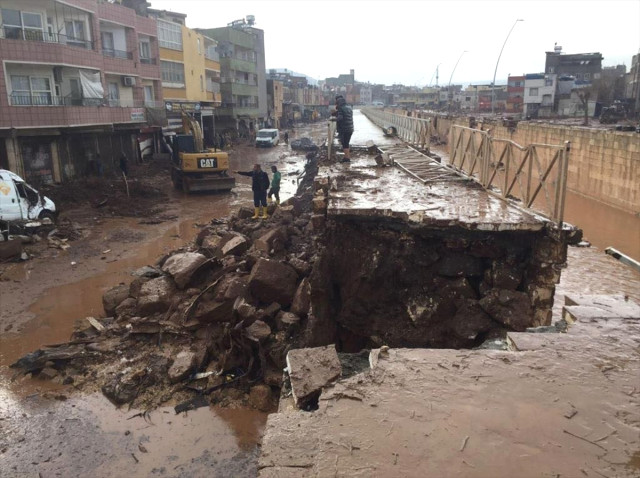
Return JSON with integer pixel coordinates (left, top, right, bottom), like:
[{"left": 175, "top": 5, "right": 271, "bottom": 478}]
[
  {"left": 491, "top": 19, "right": 523, "bottom": 115},
  {"left": 448, "top": 51, "right": 468, "bottom": 114}
]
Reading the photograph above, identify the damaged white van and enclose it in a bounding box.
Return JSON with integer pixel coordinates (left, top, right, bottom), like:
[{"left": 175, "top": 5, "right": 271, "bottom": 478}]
[{"left": 0, "top": 169, "right": 56, "bottom": 225}]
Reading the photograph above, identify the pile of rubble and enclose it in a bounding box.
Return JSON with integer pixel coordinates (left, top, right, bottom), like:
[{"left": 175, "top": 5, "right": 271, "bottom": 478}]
[{"left": 11, "top": 155, "right": 324, "bottom": 412}]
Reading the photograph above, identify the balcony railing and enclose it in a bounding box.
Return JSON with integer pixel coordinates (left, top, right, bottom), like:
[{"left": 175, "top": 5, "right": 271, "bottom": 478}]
[
  {"left": 205, "top": 52, "right": 220, "bottom": 62},
  {"left": 140, "top": 57, "right": 157, "bottom": 65},
  {"left": 102, "top": 48, "right": 133, "bottom": 60},
  {"left": 1, "top": 27, "right": 94, "bottom": 50}
]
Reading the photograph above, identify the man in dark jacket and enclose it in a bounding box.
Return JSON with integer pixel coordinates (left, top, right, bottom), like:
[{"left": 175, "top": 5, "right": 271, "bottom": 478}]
[
  {"left": 235, "top": 164, "right": 270, "bottom": 219},
  {"left": 331, "top": 95, "right": 354, "bottom": 162}
]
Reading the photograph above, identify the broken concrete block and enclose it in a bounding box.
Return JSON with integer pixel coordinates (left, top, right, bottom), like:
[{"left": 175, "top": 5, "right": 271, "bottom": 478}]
[
  {"left": 129, "top": 276, "right": 151, "bottom": 299},
  {"left": 136, "top": 276, "right": 176, "bottom": 315},
  {"left": 290, "top": 278, "right": 311, "bottom": 317},
  {"left": 168, "top": 350, "right": 197, "bottom": 383},
  {"left": 479, "top": 289, "right": 533, "bottom": 331},
  {"left": 249, "top": 258, "right": 298, "bottom": 306},
  {"left": 194, "top": 300, "right": 234, "bottom": 323},
  {"left": 131, "top": 266, "right": 162, "bottom": 278},
  {"left": 237, "top": 206, "right": 255, "bottom": 219},
  {"left": 244, "top": 320, "right": 272, "bottom": 343},
  {"left": 221, "top": 235, "right": 250, "bottom": 257},
  {"left": 115, "top": 297, "right": 137, "bottom": 318},
  {"left": 286, "top": 345, "right": 342, "bottom": 408},
  {"left": 255, "top": 228, "right": 288, "bottom": 254},
  {"left": 162, "top": 252, "right": 208, "bottom": 289},
  {"left": 564, "top": 294, "right": 640, "bottom": 319},
  {"left": 288, "top": 258, "right": 312, "bottom": 277},
  {"left": 201, "top": 234, "right": 223, "bottom": 251},
  {"left": 103, "top": 284, "right": 130, "bottom": 316}
]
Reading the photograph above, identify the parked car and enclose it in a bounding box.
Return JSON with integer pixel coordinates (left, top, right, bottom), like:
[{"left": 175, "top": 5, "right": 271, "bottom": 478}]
[
  {"left": 0, "top": 169, "right": 56, "bottom": 227},
  {"left": 255, "top": 129, "right": 280, "bottom": 147}
]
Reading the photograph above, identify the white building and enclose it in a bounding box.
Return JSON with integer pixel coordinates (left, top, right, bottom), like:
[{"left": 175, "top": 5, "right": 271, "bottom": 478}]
[{"left": 523, "top": 73, "right": 556, "bottom": 118}]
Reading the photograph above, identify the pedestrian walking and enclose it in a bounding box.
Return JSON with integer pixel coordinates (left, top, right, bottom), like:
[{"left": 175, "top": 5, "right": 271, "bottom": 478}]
[
  {"left": 235, "top": 164, "right": 270, "bottom": 219},
  {"left": 330, "top": 95, "right": 354, "bottom": 162},
  {"left": 283, "top": 131, "right": 289, "bottom": 145},
  {"left": 268, "top": 165, "right": 281, "bottom": 206}
]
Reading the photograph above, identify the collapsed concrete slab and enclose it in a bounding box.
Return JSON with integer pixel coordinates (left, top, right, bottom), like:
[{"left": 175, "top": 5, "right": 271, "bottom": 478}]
[
  {"left": 307, "top": 157, "right": 575, "bottom": 349},
  {"left": 161, "top": 252, "right": 207, "bottom": 289},
  {"left": 286, "top": 345, "right": 342, "bottom": 408}
]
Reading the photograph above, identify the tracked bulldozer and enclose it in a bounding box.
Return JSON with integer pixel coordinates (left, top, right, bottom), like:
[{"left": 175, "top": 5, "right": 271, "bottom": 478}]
[{"left": 170, "top": 112, "right": 235, "bottom": 193}]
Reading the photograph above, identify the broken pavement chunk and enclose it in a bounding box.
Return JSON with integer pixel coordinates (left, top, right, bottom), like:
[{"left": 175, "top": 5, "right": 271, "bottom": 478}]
[
  {"left": 168, "top": 350, "right": 198, "bottom": 383},
  {"left": 249, "top": 258, "right": 298, "bottom": 306},
  {"left": 161, "top": 252, "right": 207, "bottom": 289},
  {"left": 286, "top": 345, "right": 342, "bottom": 409}
]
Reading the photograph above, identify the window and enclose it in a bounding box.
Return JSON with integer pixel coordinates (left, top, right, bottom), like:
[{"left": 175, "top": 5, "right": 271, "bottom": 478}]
[
  {"left": 144, "top": 85, "right": 154, "bottom": 104},
  {"left": 69, "top": 78, "right": 82, "bottom": 105},
  {"left": 161, "top": 60, "right": 185, "bottom": 84},
  {"left": 529, "top": 87, "right": 539, "bottom": 96},
  {"left": 545, "top": 78, "right": 553, "bottom": 87},
  {"left": 197, "top": 38, "right": 201, "bottom": 54},
  {"left": 200, "top": 75, "right": 204, "bottom": 92},
  {"left": 158, "top": 20, "right": 182, "bottom": 50},
  {"left": 584, "top": 73, "right": 590, "bottom": 80},
  {"left": 139, "top": 40, "right": 151, "bottom": 61},
  {"left": 1, "top": 9, "right": 43, "bottom": 41},
  {"left": 108, "top": 82, "right": 119, "bottom": 106},
  {"left": 101, "top": 31, "right": 114, "bottom": 52},
  {"left": 10, "top": 75, "right": 53, "bottom": 105},
  {"left": 65, "top": 20, "right": 85, "bottom": 46}
]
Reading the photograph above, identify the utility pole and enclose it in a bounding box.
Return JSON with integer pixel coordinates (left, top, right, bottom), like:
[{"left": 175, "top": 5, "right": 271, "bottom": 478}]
[
  {"left": 448, "top": 51, "right": 468, "bottom": 114},
  {"left": 492, "top": 19, "right": 523, "bottom": 114}
]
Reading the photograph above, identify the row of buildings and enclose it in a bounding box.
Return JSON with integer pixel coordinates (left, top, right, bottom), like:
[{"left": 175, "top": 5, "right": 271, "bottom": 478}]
[
  {"left": 0, "top": 0, "right": 271, "bottom": 184},
  {"left": 380, "top": 46, "right": 639, "bottom": 119}
]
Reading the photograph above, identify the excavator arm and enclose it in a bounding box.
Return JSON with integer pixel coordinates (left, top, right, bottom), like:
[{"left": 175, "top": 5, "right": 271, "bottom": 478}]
[{"left": 181, "top": 110, "right": 204, "bottom": 151}]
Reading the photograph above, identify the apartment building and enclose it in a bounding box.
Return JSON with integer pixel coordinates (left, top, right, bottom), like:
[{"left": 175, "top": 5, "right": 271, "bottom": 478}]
[
  {"left": 198, "top": 17, "right": 267, "bottom": 136},
  {"left": 506, "top": 75, "right": 525, "bottom": 114},
  {"left": 0, "top": 0, "right": 163, "bottom": 183},
  {"left": 523, "top": 73, "right": 557, "bottom": 118},
  {"left": 147, "top": 9, "right": 221, "bottom": 147},
  {"left": 266, "top": 79, "right": 283, "bottom": 128},
  {"left": 545, "top": 46, "right": 603, "bottom": 83}
]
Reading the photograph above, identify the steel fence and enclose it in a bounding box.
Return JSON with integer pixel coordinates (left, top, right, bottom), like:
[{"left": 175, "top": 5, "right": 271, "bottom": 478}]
[
  {"left": 449, "top": 125, "right": 570, "bottom": 225},
  {"left": 361, "top": 108, "right": 432, "bottom": 149}
]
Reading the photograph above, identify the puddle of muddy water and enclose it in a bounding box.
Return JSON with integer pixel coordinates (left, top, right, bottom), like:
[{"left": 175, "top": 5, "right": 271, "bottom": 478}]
[{"left": 0, "top": 391, "right": 266, "bottom": 478}]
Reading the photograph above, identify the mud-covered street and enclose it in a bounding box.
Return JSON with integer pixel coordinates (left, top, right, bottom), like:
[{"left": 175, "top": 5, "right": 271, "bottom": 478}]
[{"left": 1, "top": 113, "right": 638, "bottom": 477}]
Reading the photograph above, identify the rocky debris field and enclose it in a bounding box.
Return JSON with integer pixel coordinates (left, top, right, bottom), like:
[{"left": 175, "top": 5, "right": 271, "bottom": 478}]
[{"left": 9, "top": 151, "right": 324, "bottom": 413}]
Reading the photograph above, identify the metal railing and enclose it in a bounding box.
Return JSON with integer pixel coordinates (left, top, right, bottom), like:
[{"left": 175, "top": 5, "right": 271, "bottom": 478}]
[
  {"left": 361, "top": 108, "right": 432, "bottom": 150},
  {"left": 102, "top": 48, "right": 133, "bottom": 60},
  {"left": 1, "top": 27, "right": 93, "bottom": 49},
  {"left": 449, "top": 125, "right": 570, "bottom": 225}
]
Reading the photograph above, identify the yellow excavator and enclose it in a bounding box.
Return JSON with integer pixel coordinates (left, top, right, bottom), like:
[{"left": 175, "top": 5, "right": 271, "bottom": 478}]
[{"left": 170, "top": 111, "right": 235, "bottom": 193}]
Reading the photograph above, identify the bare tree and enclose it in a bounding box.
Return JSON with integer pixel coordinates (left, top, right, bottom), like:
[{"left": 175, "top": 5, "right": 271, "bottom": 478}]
[{"left": 576, "top": 89, "right": 591, "bottom": 126}]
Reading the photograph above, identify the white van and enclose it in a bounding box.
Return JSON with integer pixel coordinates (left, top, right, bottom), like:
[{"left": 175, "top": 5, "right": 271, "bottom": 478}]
[
  {"left": 255, "top": 129, "right": 280, "bottom": 147},
  {"left": 0, "top": 169, "right": 56, "bottom": 224}
]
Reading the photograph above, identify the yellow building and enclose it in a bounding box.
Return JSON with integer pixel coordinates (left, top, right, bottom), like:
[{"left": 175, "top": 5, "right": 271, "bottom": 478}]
[{"left": 148, "top": 9, "right": 221, "bottom": 146}]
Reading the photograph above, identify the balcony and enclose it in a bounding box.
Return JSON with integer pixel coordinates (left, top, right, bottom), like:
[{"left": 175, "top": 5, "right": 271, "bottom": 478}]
[
  {"left": 9, "top": 94, "right": 105, "bottom": 107},
  {"left": 1, "top": 27, "right": 94, "bottom": 50},
  {"left": 102, "top": 48, "right": 133, "bottom": 60},
  {"left": 140, "top": 57, "right": 157, "bottom": 65},
  {"left": 222, "top": 57, "right": 256, "bottom": 74}
]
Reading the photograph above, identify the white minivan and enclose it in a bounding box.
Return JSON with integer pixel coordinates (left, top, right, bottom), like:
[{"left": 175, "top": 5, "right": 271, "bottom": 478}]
[
  {"left": 255, "top": 129, "right": 280, "bottom": 147},
  {"left": 0, "top": 169, "right": 57, "bottom": 224}
]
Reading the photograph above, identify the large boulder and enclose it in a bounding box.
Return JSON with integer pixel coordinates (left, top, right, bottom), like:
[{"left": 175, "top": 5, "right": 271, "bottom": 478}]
[
  {"left": 479, "top": 289, "right": 533, "bottom": 331},
  {"left": 248, "top": 258, "right": 298, "bottom": 306},
  {"left": 194, "top": 299, "right": 234, "bottom": 323},
  {"left": 136, "top": 276, "right": 176, "bottom": 315},
  {"left": 103, "top": 284, "right": 130, "bottom": 316},
  {"left": 162, "top": 252, "right": 207, "bottom": 289}
]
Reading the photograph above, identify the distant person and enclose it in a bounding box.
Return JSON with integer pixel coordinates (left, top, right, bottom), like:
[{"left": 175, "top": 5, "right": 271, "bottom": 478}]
[
  {"left": 268, "top": 165, "right": 281, "bottom": 206},
  {"left": 235, "top": 164, "right": 270, "bottom": 219},
  {"left": 219, "top": 134, "right": 226, "bottom": 150},
  {"left": 119, "top": 153, "right": 128, "bottom": 177},
  {"left": 330, "top": 95, "right": 353, "bottom": 162},
  {"left": 95, "top": 153, "right": 104, "bottom": 177},
  {"left": 283, "top": 131, "right": 289, "bottom": 145}
]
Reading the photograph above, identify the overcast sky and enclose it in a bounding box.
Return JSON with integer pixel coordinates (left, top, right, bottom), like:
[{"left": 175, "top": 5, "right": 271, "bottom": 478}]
[{"left": 150, "top": 0, "right": 640, "bottom": 86}]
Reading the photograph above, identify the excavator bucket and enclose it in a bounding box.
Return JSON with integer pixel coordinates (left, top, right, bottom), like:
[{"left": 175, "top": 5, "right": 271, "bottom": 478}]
[{"left": 182, "top": 175, "right": 236, "bottom": 193}]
